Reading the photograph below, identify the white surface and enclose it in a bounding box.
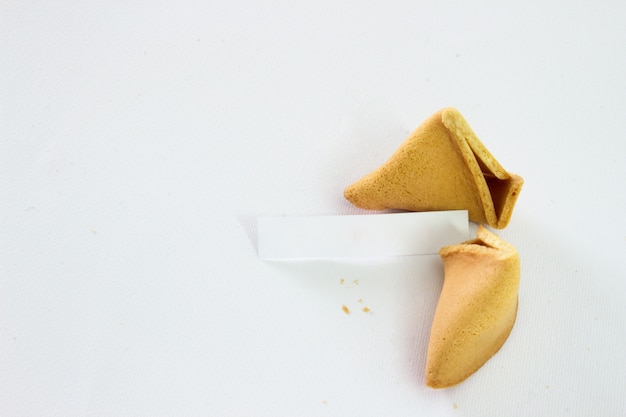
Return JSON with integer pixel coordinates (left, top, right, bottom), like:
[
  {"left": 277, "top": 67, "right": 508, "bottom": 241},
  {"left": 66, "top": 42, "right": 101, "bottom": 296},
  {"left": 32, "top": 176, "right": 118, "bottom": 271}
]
[
  {"left": 1, "top": 1, "right": 625, "bottom": 416},
  {"left": 258, "top": 211, "right": 468, "bottom": 259}
]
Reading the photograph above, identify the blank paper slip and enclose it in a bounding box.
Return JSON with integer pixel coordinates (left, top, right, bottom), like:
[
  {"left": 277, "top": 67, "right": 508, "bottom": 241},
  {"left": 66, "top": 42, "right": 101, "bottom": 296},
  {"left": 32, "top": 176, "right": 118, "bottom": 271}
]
[{"left": 257, "top": 210, "right": 469, "bottom": 259}]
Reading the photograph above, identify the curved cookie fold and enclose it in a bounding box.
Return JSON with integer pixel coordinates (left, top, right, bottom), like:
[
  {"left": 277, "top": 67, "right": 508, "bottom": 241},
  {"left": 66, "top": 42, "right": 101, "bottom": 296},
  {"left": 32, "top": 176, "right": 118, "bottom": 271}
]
[
  {"left": 343, "top": 108, "right": 523, "bottom": 228},
  {"left": 425, "top": 226, "right": 520, "bottom": 388}
]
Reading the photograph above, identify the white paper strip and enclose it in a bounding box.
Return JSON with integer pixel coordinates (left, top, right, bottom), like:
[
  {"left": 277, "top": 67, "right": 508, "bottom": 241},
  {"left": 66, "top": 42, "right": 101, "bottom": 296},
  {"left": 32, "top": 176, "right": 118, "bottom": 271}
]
[{"left": 257, "top": 210, "right": 468, "bottom": 259}]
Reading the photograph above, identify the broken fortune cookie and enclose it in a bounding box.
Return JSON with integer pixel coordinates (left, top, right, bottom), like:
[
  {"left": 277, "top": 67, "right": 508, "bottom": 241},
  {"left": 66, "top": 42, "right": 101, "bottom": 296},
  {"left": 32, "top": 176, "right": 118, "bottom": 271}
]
[
  {"left": 426, "top": 226, "right": 520, "bottom": 388},
  {"left": 343, "top": 108, "right": 523, "bottom": 228}
]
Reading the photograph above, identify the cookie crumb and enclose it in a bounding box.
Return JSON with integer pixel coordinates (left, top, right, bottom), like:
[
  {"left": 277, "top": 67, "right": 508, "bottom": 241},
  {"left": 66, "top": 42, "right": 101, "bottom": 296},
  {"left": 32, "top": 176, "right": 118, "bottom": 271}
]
[
  {"left": 339, "top": 278, "right": 345, "bottom": 285},
  {"left": 454, "top": 403, "right": 458, "bottom": 410},
  {"left": 342, "top": 305, "right": 350, "bottom": 314},
  {"left": 362, "top": 306, "right": 371, "bottom": 313}
]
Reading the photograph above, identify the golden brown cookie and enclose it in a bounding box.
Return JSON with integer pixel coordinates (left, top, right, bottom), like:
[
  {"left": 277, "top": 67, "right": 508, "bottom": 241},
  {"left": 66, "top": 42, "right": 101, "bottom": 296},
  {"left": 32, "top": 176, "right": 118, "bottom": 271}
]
[
  {"left": 425, "top": 226, "right": 520, "bottom": 388},
  {"left": 343, "top": 108, "right": 523, "bottom": 228}
]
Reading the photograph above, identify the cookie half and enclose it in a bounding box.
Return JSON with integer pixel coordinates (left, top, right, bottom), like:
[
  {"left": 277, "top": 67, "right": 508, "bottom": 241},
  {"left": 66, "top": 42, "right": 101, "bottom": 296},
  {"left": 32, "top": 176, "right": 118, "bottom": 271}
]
[
  {"left": 425, "top": 226, "right": 520, "bottom": 388},
  {"left": 343, "top": 108, "right": 523, "bottom": 228}
]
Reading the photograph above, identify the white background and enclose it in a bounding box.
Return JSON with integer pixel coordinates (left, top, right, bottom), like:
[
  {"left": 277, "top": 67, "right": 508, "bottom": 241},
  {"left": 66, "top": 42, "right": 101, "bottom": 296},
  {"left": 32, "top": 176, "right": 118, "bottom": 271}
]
[{"left": 1, "top": 1, "right": 625, "bottom": 416}]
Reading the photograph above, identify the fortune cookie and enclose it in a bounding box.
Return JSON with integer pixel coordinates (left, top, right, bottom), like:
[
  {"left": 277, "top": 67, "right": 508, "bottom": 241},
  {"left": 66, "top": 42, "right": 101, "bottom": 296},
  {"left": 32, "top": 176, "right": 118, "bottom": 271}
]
[
  {"left": 344, "top": 108, "right": 523, "bottom": 228},
  {"left": 425, "top": 226, "right": 520, "bottom": 388}
]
